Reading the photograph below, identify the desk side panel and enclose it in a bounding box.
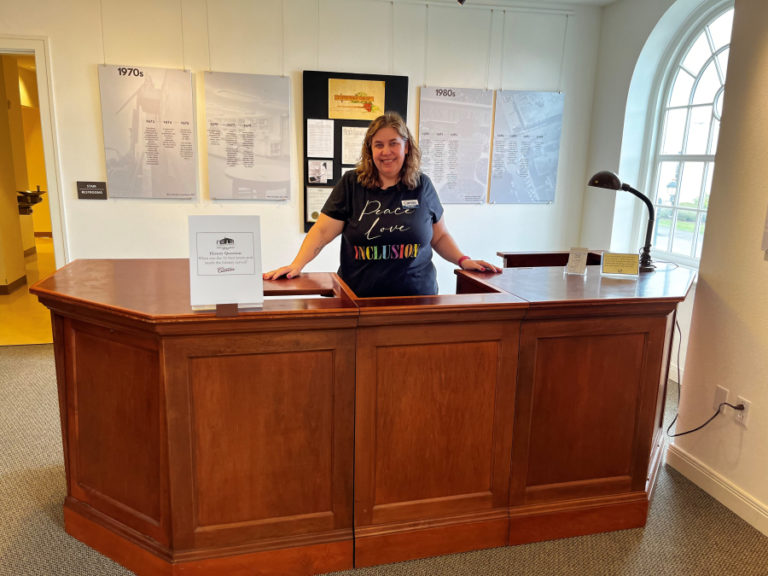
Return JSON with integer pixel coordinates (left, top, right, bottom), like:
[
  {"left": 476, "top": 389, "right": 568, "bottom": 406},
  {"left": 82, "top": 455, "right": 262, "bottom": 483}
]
[
  {"left": 509, "top": 312, "right": 670, "bottom": 542},
  {"left": 59, "top": 318, "right": 169, "bottom": 547}
]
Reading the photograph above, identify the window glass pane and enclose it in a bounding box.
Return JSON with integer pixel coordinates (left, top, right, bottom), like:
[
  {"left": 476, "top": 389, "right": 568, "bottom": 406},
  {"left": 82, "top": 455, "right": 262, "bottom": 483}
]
[
  {"left": 672, "top": 209, "right": 698, "bottom": 256},
  {"left": 693, "top": 60, "right": 721, "bottom": 105},
  {"left": 703, "top": 162, "right": 713, "bottom": 210},
  {"left": 713, "top": 85, "right": 725, "bottom": 120},
  {"left": 679, "top": 162, "right": 704, "bottom": 208},
  {"left": 662, "top": 108, "right": 686, "bottom": 154},
  {"left": 654, "top": 207, "right": 674, "bottom": 253},
  {"left": 709, "top": 11, "right": 734, "bottom": 50},
  {"left": 685, "top": 106, "right": 712, "bottom": 154},
  {"left": 682, "top": 34, "right": 712, "bottom": 74},
  {"left": 717, "top": 48, "right": 729, "bottom": 79},
  {"left": 696, "top": 213, "right": 707, "bottom": 258},
  {"left": 655, "top": 161, "right": 679, "bottom": 206},
  {"left": 669, "top": 69, "right": 694, "bottom": 107},
  {"left": 709, "top": 117, "right": 720, "bottom": 154}
]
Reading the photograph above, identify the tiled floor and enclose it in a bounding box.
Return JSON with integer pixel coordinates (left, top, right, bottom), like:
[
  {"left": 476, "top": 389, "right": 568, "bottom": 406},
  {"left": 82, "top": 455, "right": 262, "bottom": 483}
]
[{"left": 0, "top": 237, "right": 56, "bottom": 346}]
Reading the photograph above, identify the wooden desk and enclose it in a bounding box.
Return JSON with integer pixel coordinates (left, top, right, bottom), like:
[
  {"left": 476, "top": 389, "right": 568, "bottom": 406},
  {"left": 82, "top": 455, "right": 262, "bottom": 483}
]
[
  {"left": 31, "top": 259, "right": 695, "bottom": 575},
  {"left": 497, "top": 250, "right": 603, "bottom": 267}
]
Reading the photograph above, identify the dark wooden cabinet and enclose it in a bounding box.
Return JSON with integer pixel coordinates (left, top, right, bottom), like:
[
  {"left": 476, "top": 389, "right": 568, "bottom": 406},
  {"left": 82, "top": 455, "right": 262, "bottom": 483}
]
[
  {"left": 497, "top": 250, "right": 603, "bottom": 268},
  {"left": 32, "top": 258, "right": 694, "bottom": 575}
]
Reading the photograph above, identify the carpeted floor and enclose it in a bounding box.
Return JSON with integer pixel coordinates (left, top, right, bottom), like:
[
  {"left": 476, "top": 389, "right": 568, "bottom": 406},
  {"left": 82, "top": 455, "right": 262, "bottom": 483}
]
[{"left": 1, "top": 344, "right": 766, "bottom": 575}]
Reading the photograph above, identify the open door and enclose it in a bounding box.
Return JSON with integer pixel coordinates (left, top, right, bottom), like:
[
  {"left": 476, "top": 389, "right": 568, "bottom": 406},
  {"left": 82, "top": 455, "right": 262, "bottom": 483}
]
[{"left": 0, "top": 38, "right": 63, "bottom": 346}]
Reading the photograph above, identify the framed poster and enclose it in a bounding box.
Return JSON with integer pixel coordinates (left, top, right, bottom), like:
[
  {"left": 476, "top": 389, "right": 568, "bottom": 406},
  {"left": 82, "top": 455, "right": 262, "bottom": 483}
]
[
  {"left": 204, "top": 72, "right": 290, "bottom": 200},
  {"left": 302, "top": 70, "right": 408, "bottom": 232},
  {"left": 98, "top": 64, "right": 197, "bottom": 199},
  {"left": 489, "top": 90, "right": 564, "bottom": 204},
  {"left": 418, "top": 86, "right": 494, "bottom": 204}
]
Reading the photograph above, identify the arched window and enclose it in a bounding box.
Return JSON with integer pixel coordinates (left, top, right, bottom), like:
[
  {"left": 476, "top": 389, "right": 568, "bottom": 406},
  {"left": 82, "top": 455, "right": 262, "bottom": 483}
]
[{"left": 650, "top": 5, "right": 733, "bottom": 267}]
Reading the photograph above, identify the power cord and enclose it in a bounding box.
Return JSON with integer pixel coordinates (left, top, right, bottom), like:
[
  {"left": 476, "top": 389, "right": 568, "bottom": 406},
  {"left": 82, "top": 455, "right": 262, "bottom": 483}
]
[
  {"left": 665, "top": 319, "right": 745, "bottom": 438},
  {"left": 667, "top": 402, "right": 745, "bottom": 438}
]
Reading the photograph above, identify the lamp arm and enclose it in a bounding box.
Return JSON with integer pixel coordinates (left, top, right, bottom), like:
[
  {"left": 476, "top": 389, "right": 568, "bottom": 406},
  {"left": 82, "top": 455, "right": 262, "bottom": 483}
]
[
  {"left": 622, "top": 184, "right": 655, "bottom": 270},
  {"left": 621, "top": 184, "right": 656, "bottom": 244}
]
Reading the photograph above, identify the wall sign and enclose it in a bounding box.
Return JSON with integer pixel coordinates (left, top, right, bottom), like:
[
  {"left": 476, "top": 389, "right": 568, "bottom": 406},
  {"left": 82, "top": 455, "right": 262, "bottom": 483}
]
[{"left": 77, "top": 181, "right": 108, "bottom": 200}]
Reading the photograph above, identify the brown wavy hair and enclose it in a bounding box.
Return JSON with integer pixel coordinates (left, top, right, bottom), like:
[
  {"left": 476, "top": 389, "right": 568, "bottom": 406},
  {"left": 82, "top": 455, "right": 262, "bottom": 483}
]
[{"left": 356, "top": 112, "right": 422, "bottom": 190}]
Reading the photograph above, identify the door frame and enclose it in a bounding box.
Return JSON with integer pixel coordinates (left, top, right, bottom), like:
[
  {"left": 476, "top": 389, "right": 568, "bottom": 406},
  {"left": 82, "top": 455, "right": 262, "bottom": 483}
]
[{"left": 1, "top": 35, "right": 67, "bottom": 267}]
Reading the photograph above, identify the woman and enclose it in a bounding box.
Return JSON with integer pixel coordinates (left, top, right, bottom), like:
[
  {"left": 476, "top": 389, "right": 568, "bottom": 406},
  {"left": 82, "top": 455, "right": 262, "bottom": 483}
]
[{"left": 264, "top": 112, "right": 500, "bottom": 297}]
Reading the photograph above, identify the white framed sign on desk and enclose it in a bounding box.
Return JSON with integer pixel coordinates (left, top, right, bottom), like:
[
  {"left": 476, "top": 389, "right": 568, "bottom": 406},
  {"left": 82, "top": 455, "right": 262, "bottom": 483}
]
[{"left": 188, "top": 215, "right": 263, "bottom": 310}]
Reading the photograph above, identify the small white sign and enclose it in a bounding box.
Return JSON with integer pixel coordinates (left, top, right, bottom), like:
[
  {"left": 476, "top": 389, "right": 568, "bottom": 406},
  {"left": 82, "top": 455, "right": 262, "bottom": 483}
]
[
  {"left": 566, "top": 247, "right": 589, "bottom": 275},
  {"left": 188, "top": 215, "right": 263, "bottom": 309}
]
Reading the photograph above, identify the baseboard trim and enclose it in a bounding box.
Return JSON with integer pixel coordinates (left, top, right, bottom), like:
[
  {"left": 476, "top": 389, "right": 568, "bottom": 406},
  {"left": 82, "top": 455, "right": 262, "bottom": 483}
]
[
  {"left": 668, "top": 362, "right": 683, "bottom": 384},
  {"left": 665, "top": 444, "right": 768, "bottom": 537},
  {"left": 0, "top": 275, "right": 27, "bottom": 295},
  {"left": 355, "top": 515, "right": 508, "bottom": 568},
  {"left": 64, "top": 506, "right": 354, "bottom": 576}
]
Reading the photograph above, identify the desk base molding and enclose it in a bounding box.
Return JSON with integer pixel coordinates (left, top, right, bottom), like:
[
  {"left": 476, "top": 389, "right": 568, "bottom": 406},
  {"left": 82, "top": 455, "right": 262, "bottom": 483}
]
[
  {"left": 354, "top": 514, "right": 509, "bottom": 568},
  {"left": 508, "top": 494, "right": 649, "bottom": 545},
  {"left": 64, "top": 506, "right": 354, "bottom": 576}
]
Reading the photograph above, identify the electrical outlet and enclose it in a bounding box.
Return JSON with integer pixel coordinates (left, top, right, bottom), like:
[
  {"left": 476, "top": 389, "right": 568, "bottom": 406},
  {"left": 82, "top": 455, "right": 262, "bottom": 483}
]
[
  {"left": 714, "top": 385, "right": 729, "bottom": 412},
  {"left": 735, "top": 396, "right": 751, "bottom": 428}
]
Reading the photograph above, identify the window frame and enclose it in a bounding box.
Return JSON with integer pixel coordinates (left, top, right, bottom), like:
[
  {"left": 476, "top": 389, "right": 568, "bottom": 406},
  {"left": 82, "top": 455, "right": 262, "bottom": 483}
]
[{"left": 643, "top": 0, "right": 734, "bottom": 270}]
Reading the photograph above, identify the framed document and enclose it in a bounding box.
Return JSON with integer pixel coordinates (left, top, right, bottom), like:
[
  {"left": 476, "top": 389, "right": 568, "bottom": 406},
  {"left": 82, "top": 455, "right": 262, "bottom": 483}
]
[{"left": 188, "top": 215, "right": 264, "bottom": 309}]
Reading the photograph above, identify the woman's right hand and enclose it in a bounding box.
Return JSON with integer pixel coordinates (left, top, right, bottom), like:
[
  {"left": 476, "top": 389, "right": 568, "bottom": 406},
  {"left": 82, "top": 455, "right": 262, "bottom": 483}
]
[
  {"left": 263, "top": 264, "right": 303, "bottom": 280},
  {"left": 262, "top": 214, "right": 344, "bottom": 281}
]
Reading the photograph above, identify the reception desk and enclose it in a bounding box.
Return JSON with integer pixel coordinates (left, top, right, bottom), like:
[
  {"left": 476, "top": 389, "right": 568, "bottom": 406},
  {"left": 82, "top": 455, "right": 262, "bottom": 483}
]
[{"left": 31, "top": 259, "right": 695, "bottom": 575}]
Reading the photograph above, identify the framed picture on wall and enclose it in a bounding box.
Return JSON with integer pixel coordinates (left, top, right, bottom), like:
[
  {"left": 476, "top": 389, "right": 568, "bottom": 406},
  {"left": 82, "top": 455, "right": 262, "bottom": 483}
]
[{"left": 302, "top": 70, "right": 408, "bottom": 232}]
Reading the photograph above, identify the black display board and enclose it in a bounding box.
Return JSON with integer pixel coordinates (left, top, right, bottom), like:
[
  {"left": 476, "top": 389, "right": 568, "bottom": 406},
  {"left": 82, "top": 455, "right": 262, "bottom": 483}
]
[{"left": 302, "top": 70, "right": 408, "bottom": 232}]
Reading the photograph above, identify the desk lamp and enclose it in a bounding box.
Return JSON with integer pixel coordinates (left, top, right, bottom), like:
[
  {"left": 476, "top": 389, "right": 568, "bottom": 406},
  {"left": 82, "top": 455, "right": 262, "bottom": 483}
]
[{"left": 588, "top": 170, "right": 656, "bottom": 272}]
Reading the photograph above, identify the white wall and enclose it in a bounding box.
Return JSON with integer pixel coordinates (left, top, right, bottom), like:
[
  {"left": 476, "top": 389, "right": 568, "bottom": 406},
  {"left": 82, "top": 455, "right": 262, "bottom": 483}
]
[
  {"left": 582, "top": 0, "right": 677, "bottom": 252},
  {"left": 0, "top": 0, "right": 601, "bottom": 294},
  {"left": 666, "top": 0, "right": 768, "bottom": 535}
]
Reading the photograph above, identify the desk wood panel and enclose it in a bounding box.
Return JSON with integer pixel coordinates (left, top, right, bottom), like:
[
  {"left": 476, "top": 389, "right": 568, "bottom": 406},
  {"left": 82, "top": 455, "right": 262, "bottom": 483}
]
[
  {"left": 163, "top": 329, "right": 355, "bottom": 554},
  {"left": 354, "top": 319, "right": 518, "bottom": 566},
  {"left": 497, "top": 250, "right": 602, "bottom": 268},
  {"left": 64, "top": 319, "right": 169, "bottom": 546},
  {"left": 513, "top": 315, "right": 668, "bottom": 504}
]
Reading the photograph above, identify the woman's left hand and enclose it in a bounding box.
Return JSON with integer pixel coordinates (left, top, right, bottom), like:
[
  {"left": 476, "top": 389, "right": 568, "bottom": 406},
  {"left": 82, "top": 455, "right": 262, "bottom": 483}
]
[{"left": 460, "top": 259, "right": 502, "bottom": 273}]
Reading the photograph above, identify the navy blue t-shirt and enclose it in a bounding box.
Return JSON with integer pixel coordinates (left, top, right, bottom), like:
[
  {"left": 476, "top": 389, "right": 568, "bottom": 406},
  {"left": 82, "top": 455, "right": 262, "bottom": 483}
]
[{"left": 321, "top": 171, "right": 444, "bottom": 297}]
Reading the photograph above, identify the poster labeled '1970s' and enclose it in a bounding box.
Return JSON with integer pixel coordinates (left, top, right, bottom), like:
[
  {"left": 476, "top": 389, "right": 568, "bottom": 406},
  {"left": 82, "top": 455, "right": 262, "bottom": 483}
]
[{"left": 98, "top": 64, "right": 197, "bottom": 199}]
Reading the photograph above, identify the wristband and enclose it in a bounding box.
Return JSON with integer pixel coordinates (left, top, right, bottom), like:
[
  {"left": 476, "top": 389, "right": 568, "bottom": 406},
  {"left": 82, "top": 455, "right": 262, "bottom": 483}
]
[{"left": 457, "top": 256, "right": 471, "bottom": 268}]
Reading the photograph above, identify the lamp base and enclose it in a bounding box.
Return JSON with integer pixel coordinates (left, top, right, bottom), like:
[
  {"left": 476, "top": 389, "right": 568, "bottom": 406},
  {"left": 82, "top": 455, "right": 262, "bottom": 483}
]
[{"left": 639, "top": 247, "right": 654, "bottom": 273}]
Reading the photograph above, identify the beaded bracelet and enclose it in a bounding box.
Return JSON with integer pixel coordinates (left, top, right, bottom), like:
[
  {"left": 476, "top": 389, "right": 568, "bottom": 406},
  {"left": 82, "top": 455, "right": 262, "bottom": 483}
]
[{"left": 457, "top": 255, "right": 471, "bottom": 268}]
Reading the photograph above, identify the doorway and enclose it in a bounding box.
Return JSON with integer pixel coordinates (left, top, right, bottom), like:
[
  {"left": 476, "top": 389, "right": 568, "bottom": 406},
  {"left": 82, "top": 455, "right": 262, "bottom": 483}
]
[{"left": 0, "top": 40, "right": 63, "bottom": 346}]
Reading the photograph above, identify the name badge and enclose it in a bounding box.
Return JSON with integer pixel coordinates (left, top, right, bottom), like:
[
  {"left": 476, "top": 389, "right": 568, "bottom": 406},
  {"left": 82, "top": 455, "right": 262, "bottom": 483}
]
[{"left": 401, "top": 199, "right": 419, "bottom": 209}]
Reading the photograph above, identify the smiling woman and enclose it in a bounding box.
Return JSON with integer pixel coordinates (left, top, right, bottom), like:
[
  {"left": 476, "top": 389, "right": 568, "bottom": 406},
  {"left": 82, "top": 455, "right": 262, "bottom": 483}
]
[
  {"left": 264, "top": 112, "right": 500, "bottom": 296},
  {"left": 370, "top": 126, "right": 409, "bottom": 188}
]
